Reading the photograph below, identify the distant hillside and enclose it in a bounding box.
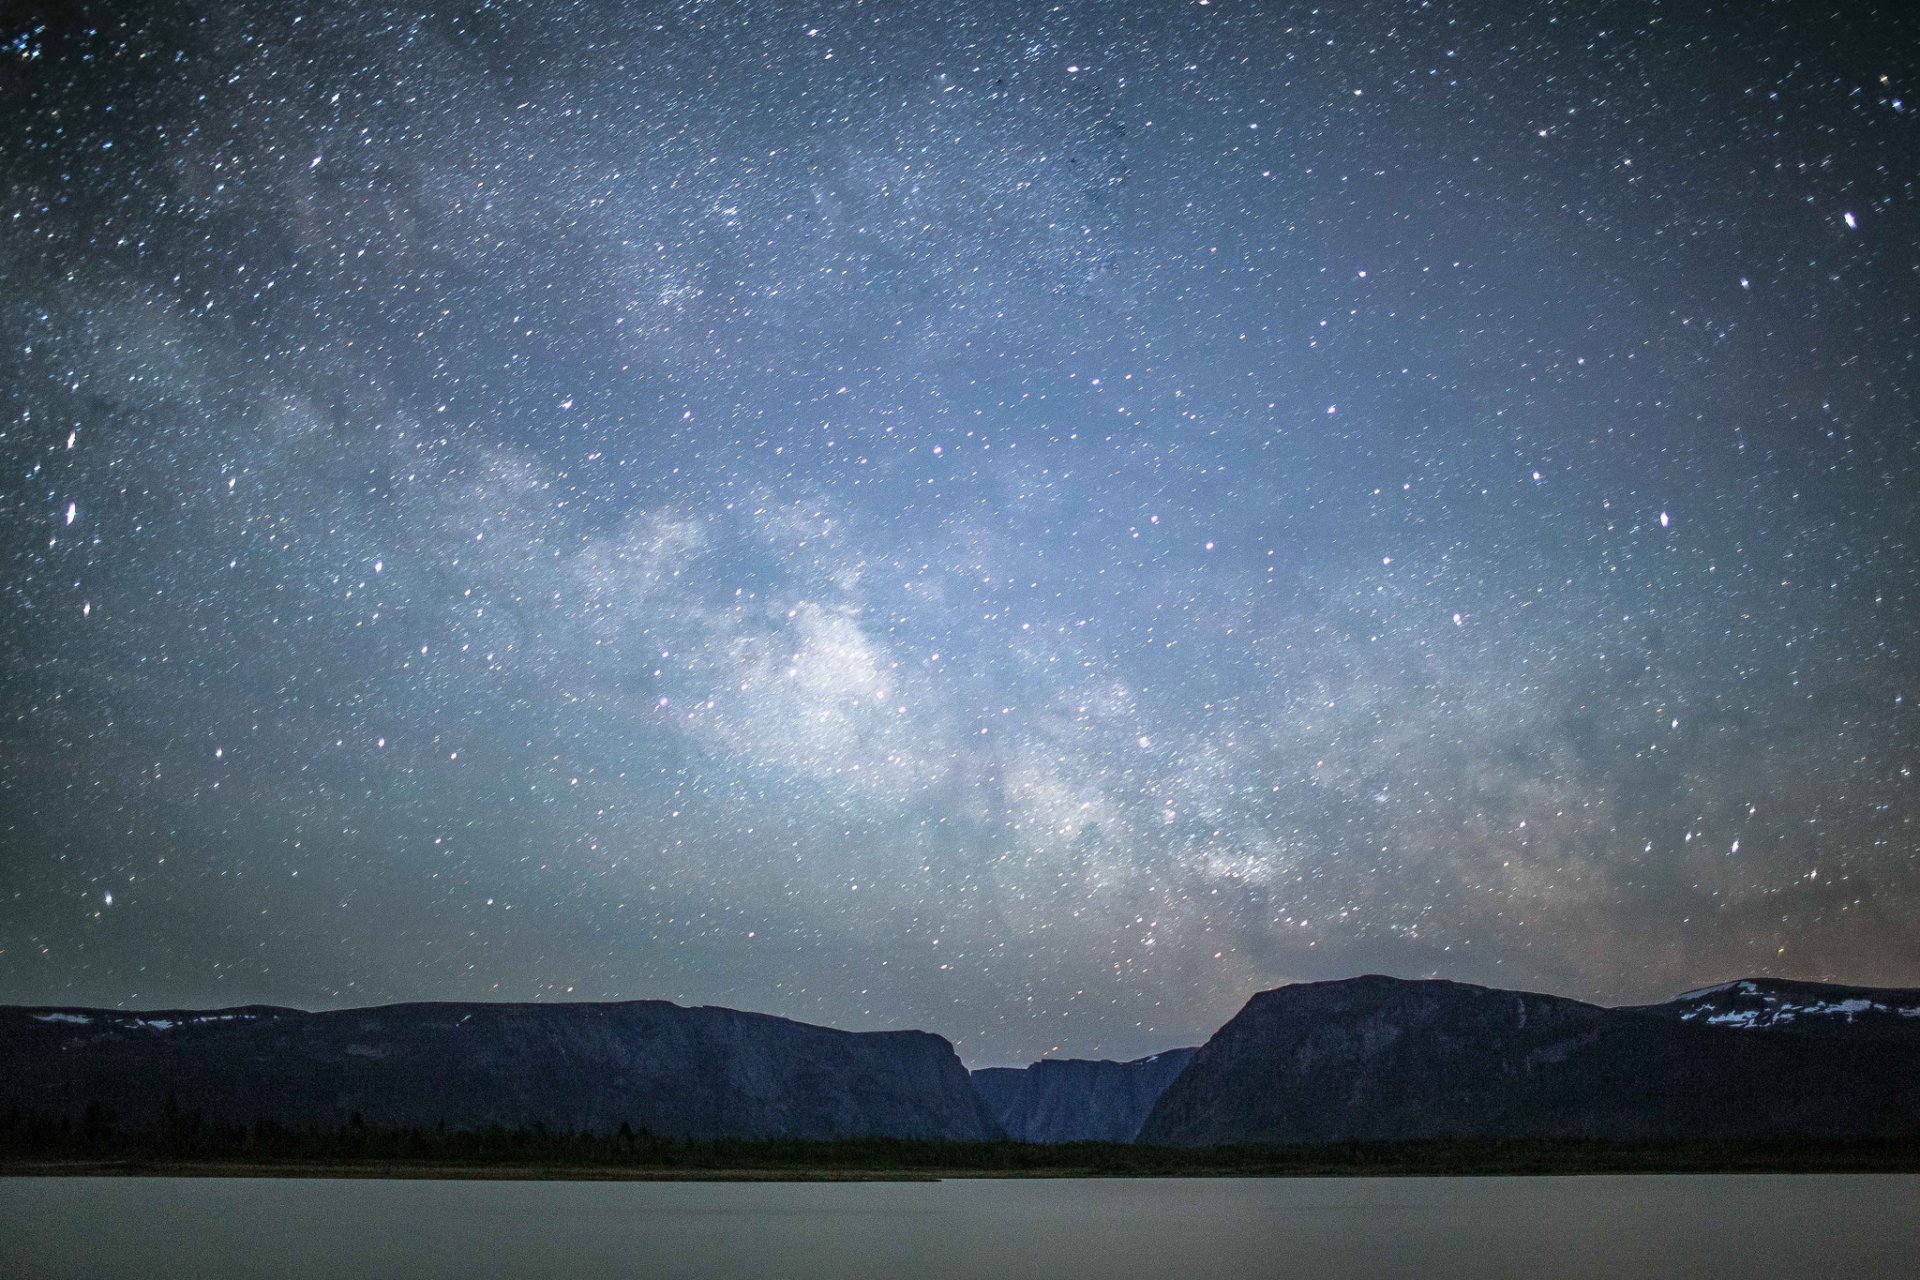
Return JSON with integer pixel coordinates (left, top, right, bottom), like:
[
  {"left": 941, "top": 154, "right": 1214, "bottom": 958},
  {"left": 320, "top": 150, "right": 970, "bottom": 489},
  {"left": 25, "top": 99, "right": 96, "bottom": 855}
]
[
  {"left": 972, "top": 1048, "right": 1197, "bottom": 1143},
  {"left": 1138, "top": 975, "right": 1920, "bottom": 1147},
  {"left": 0, "top": 1000, "right": 1001, "bottom": 1142},
  {"left": 10, "top": 974, "right": 1920, "bottom": 1152}
]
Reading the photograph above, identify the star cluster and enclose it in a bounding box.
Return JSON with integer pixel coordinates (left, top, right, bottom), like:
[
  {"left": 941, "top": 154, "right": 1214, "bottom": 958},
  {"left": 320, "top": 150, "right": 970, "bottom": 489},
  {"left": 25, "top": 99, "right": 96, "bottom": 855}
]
[{"left": 2, "top": 0, "right": 1916, "bottom": 1064}]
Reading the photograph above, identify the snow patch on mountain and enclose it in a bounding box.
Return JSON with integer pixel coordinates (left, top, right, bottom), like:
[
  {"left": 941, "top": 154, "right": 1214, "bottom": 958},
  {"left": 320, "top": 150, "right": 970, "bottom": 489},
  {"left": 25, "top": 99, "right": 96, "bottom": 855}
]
[
  {"left": 1669, "top": 986, "right": 1920, "bottom": 1029},
  {"left": 31, "top": 1010, "right": 260, "bottom": 1031}
]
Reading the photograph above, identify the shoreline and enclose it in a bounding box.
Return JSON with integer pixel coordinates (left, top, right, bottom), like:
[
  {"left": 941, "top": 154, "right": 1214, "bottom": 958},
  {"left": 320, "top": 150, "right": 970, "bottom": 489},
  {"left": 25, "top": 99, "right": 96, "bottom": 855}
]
[{"left": 8, "top": 1150, "right": 1920, "bottom": 1182}]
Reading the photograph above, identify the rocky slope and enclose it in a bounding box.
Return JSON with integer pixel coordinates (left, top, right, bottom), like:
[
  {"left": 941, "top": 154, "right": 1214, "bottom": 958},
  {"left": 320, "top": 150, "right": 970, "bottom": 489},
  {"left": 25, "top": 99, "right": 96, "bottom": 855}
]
[
  {"left": 0, "top": 999, "right": 1002, "bottom": 1140},
  {"left": 1137, "top": 974, "right": 1920, "bottom": 1146},
  {"left": 972, "top": 1048, "right": 1197, "bottom": 1143}
]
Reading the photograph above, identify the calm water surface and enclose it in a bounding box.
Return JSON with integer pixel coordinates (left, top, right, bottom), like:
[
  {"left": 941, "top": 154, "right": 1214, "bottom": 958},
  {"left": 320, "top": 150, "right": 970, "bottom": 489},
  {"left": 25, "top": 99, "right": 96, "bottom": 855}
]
[{"left": 2, "top": 1175, "right": 1916, "bottom": 1279}]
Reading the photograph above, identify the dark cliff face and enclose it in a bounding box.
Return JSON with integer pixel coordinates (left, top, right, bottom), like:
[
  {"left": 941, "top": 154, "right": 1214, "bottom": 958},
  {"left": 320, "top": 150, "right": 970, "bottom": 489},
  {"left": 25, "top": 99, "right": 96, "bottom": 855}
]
[
  {"left": 972, "top": 1048, "right": 1197, "bottom": 1144},
  {"left": 1137, "top": 975, "right": 1920, "bottom": 1147},
  {"left": 1632, "top": 978, "right": 1920, "bottom": 1041},
  {"left": 14, "top": 976, "right": 1920, "bottom": 1150},
  {"left": 0, "top": 1000, "right": 1002, "bottom": 1141}
]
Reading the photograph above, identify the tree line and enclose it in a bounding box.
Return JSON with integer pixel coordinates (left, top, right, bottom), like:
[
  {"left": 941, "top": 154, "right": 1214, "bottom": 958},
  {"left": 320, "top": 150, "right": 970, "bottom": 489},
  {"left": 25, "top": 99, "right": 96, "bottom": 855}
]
[{"left": 3, "top": 1102, "right": 1915, "bottom": 1175}]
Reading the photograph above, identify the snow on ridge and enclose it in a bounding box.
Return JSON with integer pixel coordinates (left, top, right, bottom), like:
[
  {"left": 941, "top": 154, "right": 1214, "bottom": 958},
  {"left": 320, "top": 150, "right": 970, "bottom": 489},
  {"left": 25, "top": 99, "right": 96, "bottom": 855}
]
[
  {"left": 130, "top": 1012, "right": 258, "bottom": 1031},
  {"left": 30, "top": 1010, "right": 258, "bottom": 1032},
  {"left": 1679, "top": 992, "right": 1920, "bottom": 1029},
  {"left": 1673, "top": 979, "right": 1754, "bottom": 1001}
]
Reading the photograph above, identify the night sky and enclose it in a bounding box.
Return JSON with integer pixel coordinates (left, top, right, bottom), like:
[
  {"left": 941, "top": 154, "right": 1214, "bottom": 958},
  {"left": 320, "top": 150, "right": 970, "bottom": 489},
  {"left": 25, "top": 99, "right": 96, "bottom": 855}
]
[{"left": 2, "top": 1, "right": 1916, "bottom": 1066}]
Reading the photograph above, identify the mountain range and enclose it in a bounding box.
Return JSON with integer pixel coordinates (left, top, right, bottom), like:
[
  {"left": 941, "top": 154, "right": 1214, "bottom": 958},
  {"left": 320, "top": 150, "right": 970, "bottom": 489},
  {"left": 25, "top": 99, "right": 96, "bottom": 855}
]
[
  {"left": 1137, "top": 975, "right": 1920, "bottom": 1146},
  {"left": 0, "top": 999, "right": 998, "bottom": 1141},
  {"left": 5, "top": 975, "right": 1918, "bottom": 1147}
]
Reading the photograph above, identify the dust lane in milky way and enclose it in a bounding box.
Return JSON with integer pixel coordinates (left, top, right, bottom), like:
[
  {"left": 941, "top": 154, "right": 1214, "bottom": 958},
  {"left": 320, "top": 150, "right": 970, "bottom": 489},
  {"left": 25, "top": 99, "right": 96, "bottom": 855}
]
[{"left": 1, "top": 1, "right": 1916, "bottom": 1065}]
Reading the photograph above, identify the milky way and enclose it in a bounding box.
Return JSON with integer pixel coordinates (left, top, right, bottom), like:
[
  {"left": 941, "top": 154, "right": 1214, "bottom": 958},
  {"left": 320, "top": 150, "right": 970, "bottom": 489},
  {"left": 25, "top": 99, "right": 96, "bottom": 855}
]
[{"left": 2, "top": 1, "right": 1916, "bottom": 1064}]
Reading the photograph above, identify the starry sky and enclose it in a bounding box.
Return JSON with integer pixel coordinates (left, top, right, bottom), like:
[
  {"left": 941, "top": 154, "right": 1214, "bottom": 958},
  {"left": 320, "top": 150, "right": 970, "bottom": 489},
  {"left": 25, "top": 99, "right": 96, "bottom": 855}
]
[{"left": 2, "top": 0, "right": 1917, "bottom": 1066}]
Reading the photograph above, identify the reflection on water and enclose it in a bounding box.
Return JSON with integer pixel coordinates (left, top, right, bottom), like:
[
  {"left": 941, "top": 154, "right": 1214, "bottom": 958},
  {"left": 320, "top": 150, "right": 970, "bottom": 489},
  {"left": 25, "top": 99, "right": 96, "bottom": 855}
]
[{"left": 2, "top": 1174, "right": 1916, "bottom": 1280}]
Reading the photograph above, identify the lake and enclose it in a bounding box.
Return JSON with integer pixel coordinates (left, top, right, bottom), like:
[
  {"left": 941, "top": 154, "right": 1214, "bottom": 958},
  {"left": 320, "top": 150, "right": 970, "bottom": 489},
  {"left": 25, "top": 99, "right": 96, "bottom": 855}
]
[{"left": 2, "top": 1175, "right": 1916, "bottom": 1279}]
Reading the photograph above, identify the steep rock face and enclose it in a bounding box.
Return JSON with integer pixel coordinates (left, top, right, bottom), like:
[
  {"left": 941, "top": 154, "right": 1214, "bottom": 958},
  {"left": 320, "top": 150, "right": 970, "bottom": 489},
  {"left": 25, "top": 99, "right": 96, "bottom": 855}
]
[
  {"left": 1633, "top": 978, "right": 1920, "bottom": 1041},
  {"left": 0, "top": 1000, "right": 1002, "bottom": 1140},
  {"left": 972, "top": 1048, "right": 1197, "bottom": 1143},
  {"left": 1137, "top": 974, "right": 1920, "bottom": 1147}
]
